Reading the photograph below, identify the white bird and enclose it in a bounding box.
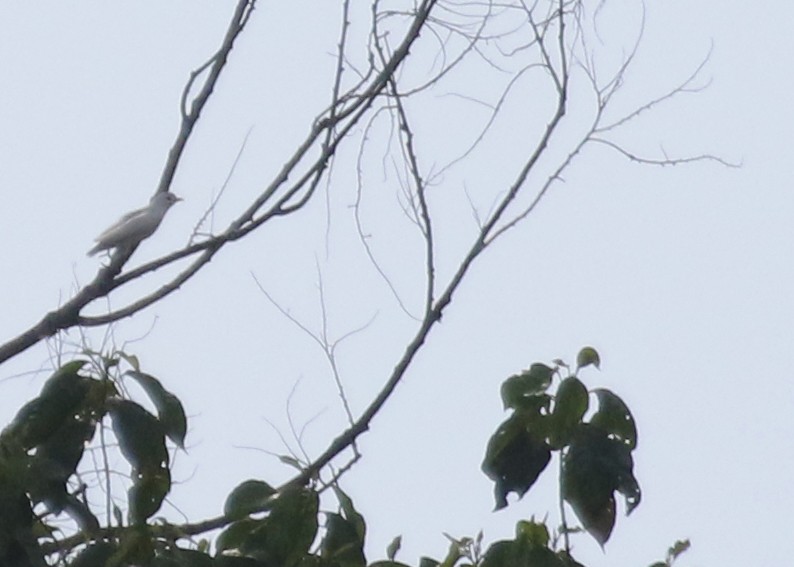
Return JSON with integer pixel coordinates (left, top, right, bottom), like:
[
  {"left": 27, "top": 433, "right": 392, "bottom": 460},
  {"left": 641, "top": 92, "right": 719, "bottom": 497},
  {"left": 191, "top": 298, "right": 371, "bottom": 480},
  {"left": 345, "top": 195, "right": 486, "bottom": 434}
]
[{"left": 87, "top": 192, "right": 182, "bottom": 257}]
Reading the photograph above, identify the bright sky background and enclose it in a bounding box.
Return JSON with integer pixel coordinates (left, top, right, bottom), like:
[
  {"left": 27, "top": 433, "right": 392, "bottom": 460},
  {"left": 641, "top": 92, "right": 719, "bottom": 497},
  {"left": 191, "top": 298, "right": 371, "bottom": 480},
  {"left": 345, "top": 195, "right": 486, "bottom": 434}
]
[{"left": 0, "top": 2, "right": 791, "bottom": 566}]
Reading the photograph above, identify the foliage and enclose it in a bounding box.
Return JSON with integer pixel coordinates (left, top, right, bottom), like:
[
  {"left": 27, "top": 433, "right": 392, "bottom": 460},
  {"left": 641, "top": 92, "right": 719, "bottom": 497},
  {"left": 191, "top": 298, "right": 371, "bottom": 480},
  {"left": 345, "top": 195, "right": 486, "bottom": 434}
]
[
  {"left": 0, "top": 353, "right": 186, "bottom": 566},
  {"left": 0, "top": 348, "right": 686, "bottom": 567},
  {"left": 482, "top": 348, "right": 640, "bottom": 547},
  {"left": 648, "top": 540, "right": 691, "bottom": 567}
]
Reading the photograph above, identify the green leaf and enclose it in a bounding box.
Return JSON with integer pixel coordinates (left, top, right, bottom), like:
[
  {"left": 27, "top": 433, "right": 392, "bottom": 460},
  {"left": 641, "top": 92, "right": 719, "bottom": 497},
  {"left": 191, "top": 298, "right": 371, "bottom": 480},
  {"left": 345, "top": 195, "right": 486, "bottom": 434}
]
[
  {"left": 419, "top": 558, "right": 440, "bottom": 567},
  {"left": 224, "top": 480, "right": 276, "bottom": 518},
  {"left": 669, "top": 539, "right": 691, "bottom": 560},
  {"left": 386, "top": 535, "right": 402, "bottom": 561},
  {"left": 49, "top": 359, "right": 89, "bottom": 378},
  {"left": 28, "top": 416, "right": 96, "bottom": 516},
  {"left": 109, "top": 400, "right": 169, "bottom": 473},
  {"left": 481, "top": 537, "right": 564, "bottom": 567},
  {"left": 279, "top": 455, "right": 303, "bottom": 470},
  {"left": 333, "top": 485, "right": 366, "bottom": 541},
  {"left": 0, "top": 464, "right": 42, "bottom": 567},
  {"left": 322, "top": 512, "right": 366, "bottom": 567},
  {"left": 575, "top": 347, "right": 600, "bottom": 371},
  {"left": 26, "top": 423, "right": 100, "bottom": 531},
  {"left": 550, "top": 377, "right": 589, "bottom": 449},
  {"left": 110, "top": 525, "right": 155, "bottom": 566},
  {"left": 561, "top": 425, "right": 641, "bottom": 546},
  {"left": 500, "top": 364, "right": 554, "bottom": 410},
  {"left": 129, "top": 466, "right": 171, "bottom": 524},
  {"left": 516, "top": 520, "right": 549, "bottom": 547},
  {"left": 35, "top": 416, "right": 96, "bottom": 479},
  {"left": 482, "top": 413, "right": 551, "bottom": 510},
  {"left": 255, "top": 487, "right": 318, "bottom": 565},
  {"left": 438, "top": 538, "right": 462, "bottom": 567},
  {"left": 216, "top": 518, "right": 263, "bottom": 554},
  {"left": 6, "top": 363, "right": 91, "bottom": 449},
  {"left": 590, "top": 389, "right": 637, "bottom": 449},
  {"left": 371, "top": 563, "right": 412, "bottom": 567},
  {"left": 225, "top": 487, "right": 318, "bottom": 566},
  {"left": 321, "top": 487, "right": 367, "bottom": 567},
  {"left": 118, "top": 352, "right": 141, "bottom": 372},
  {"left": 127, "top": 370, "right": 188, "bottom": 450},
  {"left": 70, "top": 542, "right": 119, "bottom": 567}
]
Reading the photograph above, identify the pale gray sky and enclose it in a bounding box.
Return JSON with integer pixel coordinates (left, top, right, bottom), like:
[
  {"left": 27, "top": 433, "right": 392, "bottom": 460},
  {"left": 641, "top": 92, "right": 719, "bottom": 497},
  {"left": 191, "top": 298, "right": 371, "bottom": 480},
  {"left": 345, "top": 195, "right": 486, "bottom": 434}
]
[{"left": 0, "top": 2, "right": 791, "bottom": 566}]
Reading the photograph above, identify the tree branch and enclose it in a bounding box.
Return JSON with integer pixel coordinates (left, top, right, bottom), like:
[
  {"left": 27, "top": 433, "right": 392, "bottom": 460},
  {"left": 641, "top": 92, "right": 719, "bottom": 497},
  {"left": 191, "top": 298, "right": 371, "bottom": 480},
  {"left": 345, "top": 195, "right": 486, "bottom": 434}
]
[{"left": 0, "top": 1, "right": 255, "bottom": 365}]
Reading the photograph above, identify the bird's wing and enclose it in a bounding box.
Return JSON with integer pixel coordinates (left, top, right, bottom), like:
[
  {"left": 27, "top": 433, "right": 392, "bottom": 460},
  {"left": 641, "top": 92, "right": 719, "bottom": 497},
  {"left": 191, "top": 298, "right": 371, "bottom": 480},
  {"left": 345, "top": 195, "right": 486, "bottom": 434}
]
[{"left": 93, "top": 207, "right": 148, "bottom": 242}]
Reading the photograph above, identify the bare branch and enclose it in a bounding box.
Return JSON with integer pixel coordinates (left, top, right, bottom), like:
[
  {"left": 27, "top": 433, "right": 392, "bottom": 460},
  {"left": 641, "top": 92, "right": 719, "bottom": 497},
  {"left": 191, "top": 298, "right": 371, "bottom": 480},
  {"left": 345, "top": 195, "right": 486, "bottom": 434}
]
[
  {"left": 189, "top": 126, "right": 254, "bottom": 244},
  {"left": 160, "top": 0, "right": 256, "bottom": 195},
  {"left": 1, "top": 0, "right": 440, "bottom": 363},
  {"left": 589, "top": 137, "right": 739, "bottom": 168},
  {"left": 0, "top": 1, "right": 256, "bottom": 365}
]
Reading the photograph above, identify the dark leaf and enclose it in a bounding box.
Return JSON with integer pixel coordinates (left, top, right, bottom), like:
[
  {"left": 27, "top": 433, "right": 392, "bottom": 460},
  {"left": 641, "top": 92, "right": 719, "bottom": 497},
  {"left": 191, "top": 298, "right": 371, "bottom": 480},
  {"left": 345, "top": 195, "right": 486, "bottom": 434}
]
[
  {"left": 333, "top": 485, "right": 366, "bottom": 541},
  {"left": 516, "top": 520, "right": 549, "bottom": 547},
  {"left": 69, "top": 542, "right": 118, "bottom": 567},
  {"left": 550, "top": 377, "right": 589, "bottom": 448},
  {"left": 26, "top": 416, "right": 95, "bottom": 517},
  {"left": 129, "top": 466, "right": 171, "bottom": 524},
  {"left": 110, "top": 399, "right": 169, "bottom": 473},
  {"left": 418, "top": 558, "right": 440, "bottom": 567},
  {"left": 35, "top": 416, "right": 96, "bottom": 483},
  {"left": 118, "top": 352, "right": 141, "bottom": 372},
  {"left": 250, "top": 487, "right": 318, "bottom": 566},
  {"left": 561, "top": 425, "right": 640, "bottom": 546},
  {"left": 224, "top": 487, "right": 318, "bottom": 566},
  {"left": 224, "top": 480, "right": 276, "bottom": 518},
  {"left": 322, "top": 513, "right": 366, "bottom": 567},
  {"left": 216, "top": 518, "right": 263, "bottom": 554},
  {"left": 370, "top": 562, "right": 412, "bottom": 567},
  {"left": 590, "top": 389, "right": 637, "bottom": 449},
  {"left": 618, "top": 472, "right": 642, "bottom": 516},
  {"left": 111, "top": 525, "right": 155, "bottom": 565},
  {"left": 279, "top": 455, "right": 303, "bottom": 470},
  {"left": 669, "top": 539, "right": 691, "bottom": 559},
  {"left": 7, "top": 364, "right": 91, "bottom": 449},
  {"left": 481, "top": 538, "right": 564, "bottom": 567},
  {"left": 0, "top": 467, "right": 44, "bottom": 567},
  {"left": 386, "top": 535, "right": 402, "bottom": 561},
  {"left": 482, "top": 414, "right": 551, "bottom": 510},
  {"left": 575, "top": 347, "right": 600, "bottom": 371},
  {"left": 500, "top": 364, "right": 554, "bottom": 410},
  {"left": 127, "top": 370, "right": 188, "bottom": 450}
]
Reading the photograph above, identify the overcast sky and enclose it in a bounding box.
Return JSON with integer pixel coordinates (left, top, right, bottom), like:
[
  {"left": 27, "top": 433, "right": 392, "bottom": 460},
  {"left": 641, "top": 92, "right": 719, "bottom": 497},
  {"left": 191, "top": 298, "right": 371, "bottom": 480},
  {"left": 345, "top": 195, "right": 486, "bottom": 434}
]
[{"left": 0, "top": 2, "right": 791, "bottom": 566}]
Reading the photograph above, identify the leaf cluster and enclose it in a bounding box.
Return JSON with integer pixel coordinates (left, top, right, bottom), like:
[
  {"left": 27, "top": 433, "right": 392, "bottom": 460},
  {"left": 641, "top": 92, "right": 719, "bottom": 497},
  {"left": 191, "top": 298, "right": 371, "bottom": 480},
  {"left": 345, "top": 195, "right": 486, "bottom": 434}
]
[
  {"left": 482, "top": 347, "right": 640, "bottom": 547},
  {"left": 0, "top": 355, "right": 187, "bottom": 565},
  {"left": 0, "top": 348, "right": 686, "bottom": 567}
]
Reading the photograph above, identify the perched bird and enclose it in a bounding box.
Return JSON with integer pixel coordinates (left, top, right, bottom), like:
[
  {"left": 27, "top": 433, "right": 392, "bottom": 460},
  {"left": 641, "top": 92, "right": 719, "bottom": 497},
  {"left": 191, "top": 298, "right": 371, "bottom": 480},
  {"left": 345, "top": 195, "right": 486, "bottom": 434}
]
[{"left": 87, "top": 192, "right": 182, "bottom": 257}]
